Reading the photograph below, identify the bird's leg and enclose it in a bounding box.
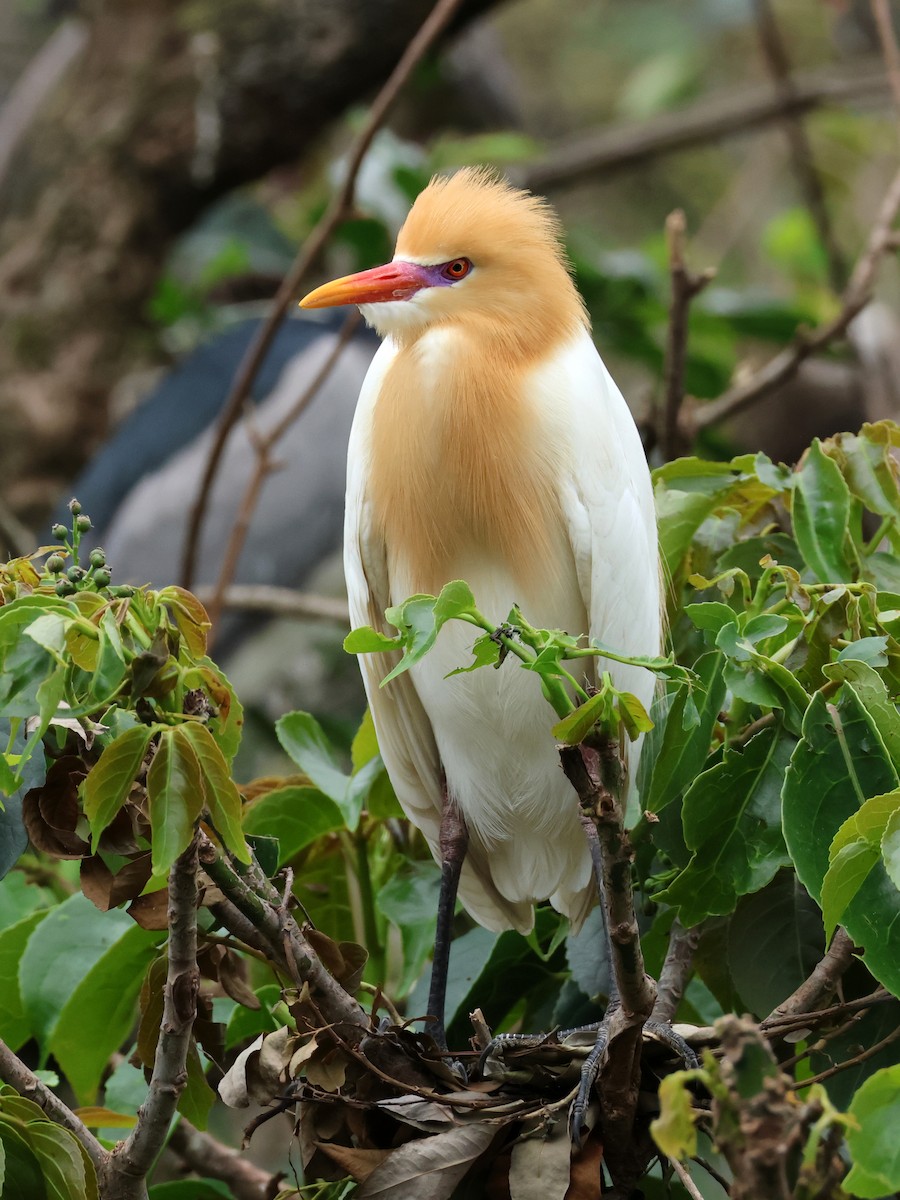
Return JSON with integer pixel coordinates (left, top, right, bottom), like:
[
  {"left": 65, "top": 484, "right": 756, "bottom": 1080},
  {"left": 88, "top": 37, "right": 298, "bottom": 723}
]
[{"left": 425, "top": 777, "right": 468, "bottom": 1050}]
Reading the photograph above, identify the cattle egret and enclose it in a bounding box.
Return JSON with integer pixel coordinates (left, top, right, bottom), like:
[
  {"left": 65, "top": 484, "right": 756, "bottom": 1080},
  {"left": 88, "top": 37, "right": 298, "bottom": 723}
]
[{"left": 300, "top": 167, "right": 659, "bottom": 1048}]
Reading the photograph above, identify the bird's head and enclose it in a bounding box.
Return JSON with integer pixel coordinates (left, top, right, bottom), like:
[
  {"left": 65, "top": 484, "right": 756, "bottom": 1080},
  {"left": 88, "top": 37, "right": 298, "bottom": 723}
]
[{"left": 299, "top": 167, "right": 586, "bottom": 351}]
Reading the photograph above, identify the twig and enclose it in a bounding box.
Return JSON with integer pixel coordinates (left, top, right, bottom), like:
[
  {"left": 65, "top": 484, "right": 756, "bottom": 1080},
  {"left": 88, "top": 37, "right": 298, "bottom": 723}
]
[
  {"left": 197, "top": 833, "right": 368, "bottom": 1033},
  {"left": 660, "top": 210, "right": 715, "bottom": 460},
  {"left": 694, "top": 1156, "right": 733, "bottom": 1194},
  {"left": 194, "top": 584, "right": 349, "bottom": 625},
  {"left": 0, "top": 1037, "right": 106, "bottom": 1173},
  {"left": 872, "top": 0, "right": 900, "bottom": 118},
  {"left": 169, "top": 1118, "right": 275, "bottom": 1200},
  {"left": 651, "top": 918, "right": 702, "bottom": 1025},
  {"left": 205, "top": 313, "right": 359, "bottom": 640},
  {"left": 684, "top": 162, "right": 900, "bottom": 437},
  {"left": 104, "top": 834, "right": 201, "bottom": 1197},
  {"left": 0, "top": 19, "right": 88, "bottom": 191},
  {"left": 753, "top": 0, "right": 846, "bottom": 291},
  {"left": 516, "top": 65, "right": 890, "bottom": 192},
  {"left": 180, "top": 0, "right": 468, "bottom": 589},
  {"left": 764, "top": 928, "right": 857, "bottom": 1024},
  {"left": 795, "top": 1021, "right": 900, "bottom": 1089},
  {"left": 668, "top": 1156, "right": 706, "bottom": 1200}
]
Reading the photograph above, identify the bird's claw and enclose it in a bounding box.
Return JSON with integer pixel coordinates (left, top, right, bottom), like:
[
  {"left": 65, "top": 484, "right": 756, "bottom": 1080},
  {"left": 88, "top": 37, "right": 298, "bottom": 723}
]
[
  {"left": 643, "top": 1017, "right": 700, "bottom": 1069},
  {"left": 570, "top": 1021, "right": 609, "bottom": 1146}
]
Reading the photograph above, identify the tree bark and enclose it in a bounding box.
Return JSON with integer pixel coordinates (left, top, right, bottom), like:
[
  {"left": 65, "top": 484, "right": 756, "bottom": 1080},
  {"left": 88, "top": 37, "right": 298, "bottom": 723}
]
[{"left": 0, "top": 0, "right": 498, "bottom": 525}]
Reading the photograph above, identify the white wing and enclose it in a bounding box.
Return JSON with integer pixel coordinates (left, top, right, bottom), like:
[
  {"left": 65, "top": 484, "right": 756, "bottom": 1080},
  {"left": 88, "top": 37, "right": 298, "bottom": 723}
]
[
  {"left": 542, "top": 331, "right": 661, "bottom": 749},
  {"left": 343, "top": 340, "right": 532, "bottom": 932}
]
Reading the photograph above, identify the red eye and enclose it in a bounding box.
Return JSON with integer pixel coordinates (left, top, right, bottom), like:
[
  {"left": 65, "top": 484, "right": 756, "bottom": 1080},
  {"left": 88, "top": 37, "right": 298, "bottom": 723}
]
[{"left": 442, "top": 258, "right": 471, "bottom": 281}]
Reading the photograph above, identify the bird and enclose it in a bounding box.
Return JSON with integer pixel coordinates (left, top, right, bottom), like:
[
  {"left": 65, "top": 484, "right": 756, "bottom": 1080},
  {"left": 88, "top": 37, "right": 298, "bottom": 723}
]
[{"left": 300, "top": 167, "right": 659, "bottom": 1045}]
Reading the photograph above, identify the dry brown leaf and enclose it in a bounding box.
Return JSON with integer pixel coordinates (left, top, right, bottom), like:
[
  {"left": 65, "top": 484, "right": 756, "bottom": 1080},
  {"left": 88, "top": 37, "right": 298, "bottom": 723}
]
[
  {"left": 508, "top": 1114, "right": 573, "bottom": 1200},
  {"left": 317, "top": 1142, "right": 392, "bottom": 1183},
  {"left": 218, "top": 1034, "right": 265, "bottom": 1108},
  {"left": 128, "top": 886, "right": 169, "bottom": 930},
  {"left": 358, "top": 1123, "right": 496, "bottom": 1200},
  {"left": 564, "top": 1129, "right": 603, "bottom": 1200},
  {"left": 217, "top": 945, "right": 260, "bottom": 1008},
  {"left": 306, "top": 1046, "right": 348, "bottom": 1092},
  {"left": 375, "top": 1096, "right": 457, "bottom": 1133}
]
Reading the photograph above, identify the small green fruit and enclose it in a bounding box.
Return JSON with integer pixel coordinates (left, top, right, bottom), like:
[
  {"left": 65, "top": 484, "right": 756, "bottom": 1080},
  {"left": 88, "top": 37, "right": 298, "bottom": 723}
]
[
  {"left": 51, "top": 524, "right": 67, "bottom": 540},
  {"left": 55, "top": 580, "right": 76, "bottom": 597},
  {"left": 92, "top": 569, "right": 111, "bottom": 588},
  {"left": 68, "top": 499, "right": 82, "bottom": 515},
  {"left": 75, "top": 515, "right": 92, "bottom": 533},
  {"left": 66, "top": 566, "right": 86, "bottom": 583},
  {"left": 89, "top": 548, "right": 106, "bottom": 567},
  {"left": 45, "top": 555, "right": 65, "bottom": 574}
]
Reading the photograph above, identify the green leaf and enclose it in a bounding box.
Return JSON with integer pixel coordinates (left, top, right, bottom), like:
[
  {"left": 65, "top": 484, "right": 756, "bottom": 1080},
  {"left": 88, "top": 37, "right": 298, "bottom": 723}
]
[
  {"left": 23, "top": 614, "right": 70, "bottom": 660},
  {"left": 685, "top": 602, "right": 737, "bottom": 636},
  {"left": 177, "top": 1043, "right": 215, "bottom": 1130},
  {"left": 655, "top": 728, "right": 794, "bottom": 925},
  {"left": 276, "top": 711, "right": 350, "bottom": 808},
  {"left": 651, "top": 1071, "right": 699, "bottom": 1159},
  {"left": 783, "top": 690, "right": 898, "bottom": 901},
  {"left": 27, "top": 1121, "right": 96, "bottom": 1200},
  {"left": 845, "top": 1064, "right": 900, "bottom": 1196},
  {"left": 146, "top": 728, "right": 204, "bottom": 875},
  {"left": 381, "top": 580, "right": 479, "bottom": 684},
  {"left": 377, "top": 865, "right": 440, "bottom": 998},
  {"left": 0, "top": 911, "right": 48, "bottom": 1050},
  {"left": 551, "top": 691, "right": 609, "bottom": 745},
  {"left": 82, "top": 725, "right": 153, "bottom": 845},
  {"left": 792, "top": 439, "right": 854, "bottom": 583},
  {"left": 446, "top": 633, "right": 503, "bottom": 676},
  {"left": 821, "top": 841, "right": 880, "bottom": 938},
  {"left": 18, "top": 894, "right": 135, "bottom": 1052},
  {"left": 178, "top": 722, "right": 249, "bottom": 863},
  {"left": 149, "top": 1180, "right": 231, "bottom": 1199},
  {"left": 639, "top": 651, "right": 726, "bottom": 814},
  {"left": 838, "top": 636, "right": 888, "bottom": 667},
  {"left": 225, "top": 983, "right": 282, "bottom": 1050},
  {"left": 350, "top": 708, "right": 379, "bottom": 772},
  {"left": 727, "top": 872, "right": 824, "bottom": 1017},
  {"left": 242, "top": 786, "right": 344, "bottom": 864},
  {"left": 343, "top": 627, "right": 401, "bottom": 655},
  {"left": 825, "top": 658, "right": 900, "bottom": 768},
  {"left": 882, "top": 808, "right": 900, "bottom": 891},
  {"left": 50, "top": 924, "right": 160, "bottom": 1102},
  {"left": 783, "top": 690, "right": 900, "bottom": 995},
  {"left": 0, "top": 1119, "right": 46, "bottom": 1200}
]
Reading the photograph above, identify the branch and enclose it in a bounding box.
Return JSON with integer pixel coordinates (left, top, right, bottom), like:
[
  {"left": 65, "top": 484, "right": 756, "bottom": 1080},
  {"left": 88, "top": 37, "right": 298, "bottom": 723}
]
[
  {"left": 651, "top": 918, "right": 702, "bottom": 1025},
  {"left": 0, "top": 19, "right": 88, "bottom": 191},
  {"left": 659, "top": 210, "right": 715, "bottom": 460},
  {"left": 180, "top": 0, "right": 469, "bottom": 589},
  {"left": 168, "top": 1119, "right": 275, "bottom": 1200},
  {"left": 872, "top": 0, "right": 900, "bottom": 118},
  {"left": 195, "top": 584, "right": 349, "bottom": 625},
  {"left": 197, "top": 834, "right": 368, "bottom": 1033},
  {"left": 0, "top": 1037, "right": 106, "bottom": 1174},
  {"left": 560, "top": 737, "right": 656, "bottom": 1156},
  {"left": 764, "top": 928, "right": 857, "bottom": 1024},
  {"left": 753, "top": 0, "right": 847, "bottom": 291},
  {"left": 205, "top": 313, "right": 360, "bottom": 641},
  {"left": 515, "top": 64, "right": 890, "bottom": 191},
  {"left": 104, "top": 834, "right": 200, "bottom": 1198},
  {"left": 683, "top": 161, "right": 900, "bottom": 437}
]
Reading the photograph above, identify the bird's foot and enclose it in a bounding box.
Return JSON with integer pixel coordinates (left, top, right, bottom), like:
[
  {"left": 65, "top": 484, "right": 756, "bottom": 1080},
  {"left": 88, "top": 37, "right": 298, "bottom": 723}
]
[
  {"left": 570, "top": 1014, "right": 700, "bottom": 1145},
  {"left": 479, "top": 1016, "right": 698, "bottom": 1145}
]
